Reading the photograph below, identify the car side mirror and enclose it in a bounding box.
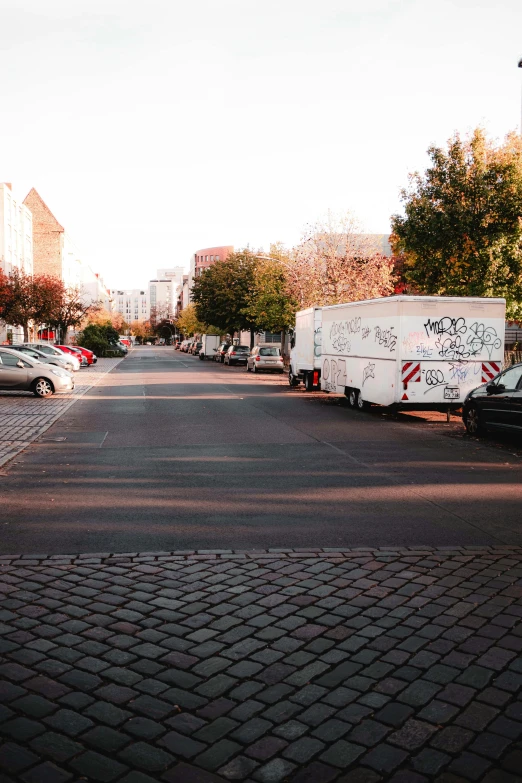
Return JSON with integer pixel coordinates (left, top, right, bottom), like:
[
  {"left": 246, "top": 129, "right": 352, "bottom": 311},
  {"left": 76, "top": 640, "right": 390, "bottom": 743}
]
[
  {"left": 486, "top": 383, "right": 505, "bottom": 394},
  {"left": 16, "top": 360, "right": 24, "bottom": 368}
]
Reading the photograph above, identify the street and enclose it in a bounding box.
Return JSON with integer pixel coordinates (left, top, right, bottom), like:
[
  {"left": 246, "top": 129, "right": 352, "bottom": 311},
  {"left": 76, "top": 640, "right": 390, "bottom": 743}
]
[
  {"left": 1, "top": 346, "right": 521, "bottom": 783},
  {"left": 1, "top": 345, "right": 522, "bottom": 555}
]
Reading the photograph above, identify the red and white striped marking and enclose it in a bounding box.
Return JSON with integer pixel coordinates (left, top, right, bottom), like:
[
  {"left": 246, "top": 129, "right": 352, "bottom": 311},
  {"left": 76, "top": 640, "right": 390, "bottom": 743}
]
[
  {"left": 482, "top": 361, "right": 501, "bottom": 383},
  {"left": 402, "top": 361, "right": 421, "bottom": 384}
]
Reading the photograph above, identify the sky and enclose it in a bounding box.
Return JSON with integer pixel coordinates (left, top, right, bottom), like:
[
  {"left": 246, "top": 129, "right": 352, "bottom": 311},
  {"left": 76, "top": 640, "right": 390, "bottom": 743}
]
[{"left": 1, "top": 0, "right": 522, "bottom": 289}]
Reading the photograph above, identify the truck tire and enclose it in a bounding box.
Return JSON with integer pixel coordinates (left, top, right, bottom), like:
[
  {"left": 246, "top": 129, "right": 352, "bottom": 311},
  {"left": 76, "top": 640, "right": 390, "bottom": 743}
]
[
  {"left": 289, "top": 373, "right": 299, "bottom": 387},
  {"left": 347, "top": 388, "right": 358, "bottom": 408},
  {"left": 304, "top": 373, "right": 314, "bottom": 392},
  {"left": 199, "top": 354, "right": 204, "bottom": 360},
  {"left": 357, "top": 392, "right": 369, "bottom": 411}
]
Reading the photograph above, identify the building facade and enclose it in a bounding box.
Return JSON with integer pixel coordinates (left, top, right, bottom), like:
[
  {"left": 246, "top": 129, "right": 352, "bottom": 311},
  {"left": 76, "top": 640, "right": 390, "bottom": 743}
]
[
  {"left": 111, "top": 289, "right": 150, "bottom": 323},
  {"left": 191, "top": 246, "right": 233, "bottom": 281},
  {"left": 0, "top": 183, "right": 33, "bottom": 278}
]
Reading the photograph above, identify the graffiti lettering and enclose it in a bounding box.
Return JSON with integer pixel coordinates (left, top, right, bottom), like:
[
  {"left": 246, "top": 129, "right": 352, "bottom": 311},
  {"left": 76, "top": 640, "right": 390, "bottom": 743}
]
[
  {"left": 415, "top": 343, "right": 433, "bottom": 358},
  {"left": 436, "top": 334, "right": 470, "bottom": 360},
  {"left": 314, "top": 326, "right": 322, "bottom": 358},
  {"left": 449, "top": 362, "right": 469, "bottom": 383},
  {"left": 424, "top": 317, "right": 466, "bottom": 338},
  {"left": 362, "top": 327, "right": 370, "bottom": 340},
  {"left": 374, "top": 326, "right": 396, "bottom": 352},
  {"left": 362, "top": 362, "right": 375, "bottom": 386},
  {"left": 330, "top": 319, "right": 360, "bottom": 352},
  {"left": 466, "top": 322, "right": 501, "bottom": 359},
  {"left": 425, "top": 368, "right": 445, "bottom": 386}
]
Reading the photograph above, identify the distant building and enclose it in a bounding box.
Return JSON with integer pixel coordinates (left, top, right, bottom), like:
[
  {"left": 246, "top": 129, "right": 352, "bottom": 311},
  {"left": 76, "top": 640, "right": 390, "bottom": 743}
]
[
  {"left": 0, "top": 182, "right": 33, "bottom": 278},
  {"left": 110, "top": 289, "right": 150, "bottom": 323},
  {"left": 0, "top": 183, "right": 34, "bottom": 341},
  {"left": 191, "top": 246, "right": 233, "bottom": 282},
  {"left": 23, "top": 188, "right": 111, "bottom": 307}
]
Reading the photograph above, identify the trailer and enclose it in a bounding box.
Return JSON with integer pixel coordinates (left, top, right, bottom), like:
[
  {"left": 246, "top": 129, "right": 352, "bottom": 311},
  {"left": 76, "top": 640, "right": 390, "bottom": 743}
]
[
  {"left": 317, "top": 296, "right": 506, "bottom": 412},
  {"left": 289, "top": 307, "right": 322, "bottom": 390},
  {"left": 199, "top": 334, "right": 221, "bottom": 360}
]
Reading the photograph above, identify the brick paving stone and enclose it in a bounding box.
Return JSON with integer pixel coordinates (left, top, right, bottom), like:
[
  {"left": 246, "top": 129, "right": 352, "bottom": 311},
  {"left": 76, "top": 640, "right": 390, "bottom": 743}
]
[
  {"left": 19, "top": 761, "right": 73, "bottom": 783},
  {"left": 70, "top": 751, "right": 128, "bottom": 781},
  {"left": 2, "top": 547, "right": 522, "bottom": 781}
]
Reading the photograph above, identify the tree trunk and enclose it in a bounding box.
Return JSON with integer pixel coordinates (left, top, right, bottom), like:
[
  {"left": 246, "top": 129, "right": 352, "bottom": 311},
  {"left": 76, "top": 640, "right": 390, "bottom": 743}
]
[
  {"left": 23, "top": 323, "right": 29, "bottom": 342},
  {"left": 280, "top": 328, "right": 287, "bottom": 365},
  {"left": 250, "top": 328, "right": 255, "bottom": 349}
]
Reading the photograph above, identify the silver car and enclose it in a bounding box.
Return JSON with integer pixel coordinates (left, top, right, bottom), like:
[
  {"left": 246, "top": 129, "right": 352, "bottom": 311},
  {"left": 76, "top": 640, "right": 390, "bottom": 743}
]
[
  {"left": 0, "top": 347, "right": 74, "bottom": 397},
  {"left": 13, "top": 344, "right": 77, "bottom": 372},
  {"left": 247, "top": 344, "right": 285, "bottom": 373},
  {"left": 24, "top": 343, "right": 80, "bottom": 372}
]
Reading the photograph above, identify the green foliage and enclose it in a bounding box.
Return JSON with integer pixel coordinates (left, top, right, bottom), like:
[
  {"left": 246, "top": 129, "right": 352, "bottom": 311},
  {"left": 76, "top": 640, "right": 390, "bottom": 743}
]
[
  {"left": 174, "top": 304, "right": 206, "bottom": 337},
  {"left": 77, "top": 322, "right": 123, "bottom": 357},
  {"left": 191, "top": 250, "right": 258, "bottom": 334},
  {"left": 391, "top": 128, "right": 522, "bottom": 317},
  {"left": 243, "top": 255, "right": 297, "bottom": 332}
]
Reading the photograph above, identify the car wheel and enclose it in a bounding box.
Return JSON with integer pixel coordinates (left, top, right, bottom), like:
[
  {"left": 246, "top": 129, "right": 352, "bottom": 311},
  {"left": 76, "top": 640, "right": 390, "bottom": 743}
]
[
  {"left": 252, "top": 363, "right": 257, "bottom": 373},
  {"left": 247, "top": 364, "right": 252, "bottom": 372},
  {"left": 33, "top": 377, "right": 54, "bottom": 398},
  {"left": 463, "top": 404, "right": 485, "bottom": 436}
]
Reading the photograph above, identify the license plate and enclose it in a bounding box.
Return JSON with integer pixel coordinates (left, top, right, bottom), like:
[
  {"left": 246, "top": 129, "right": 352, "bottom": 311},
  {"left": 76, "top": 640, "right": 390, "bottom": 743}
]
[{"left": 444, "top": 387, "right": 460, "bottom": 400}]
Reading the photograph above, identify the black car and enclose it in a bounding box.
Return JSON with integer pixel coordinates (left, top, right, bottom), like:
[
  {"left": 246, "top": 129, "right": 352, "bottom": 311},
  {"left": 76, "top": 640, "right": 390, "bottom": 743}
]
[
  {"left": 224, "top": 345, "right": 250, "bottom": 366},
  {"left": 463, "top": 362, "right": 522, "bottom": 436}
]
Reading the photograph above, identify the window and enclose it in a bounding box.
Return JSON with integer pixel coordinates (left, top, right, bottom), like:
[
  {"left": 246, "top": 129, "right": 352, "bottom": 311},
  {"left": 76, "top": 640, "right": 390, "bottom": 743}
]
[
  {"left": 260, "top": 347, "right": 281, "bottom": 356},
  {"left": 0, "top": 351, "right": 30, "bottom": 367},
  {"left": 205, "top": 255, "right": 208, "bottom": 262},
  {"left": 497, "top": 365, "right": 522, "bottom": 390}
]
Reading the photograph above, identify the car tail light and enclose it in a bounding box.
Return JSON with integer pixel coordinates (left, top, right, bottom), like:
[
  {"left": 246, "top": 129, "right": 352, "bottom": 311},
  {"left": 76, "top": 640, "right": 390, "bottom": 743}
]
[
  {"left": 231, "top": 352, "right": 236, "bottom": 356},
  {"left": 256, "top": 356, "right": 260, "bottom": 361},
  {"left": 313, "top": 371, "right": 319, "bottom": 385}
]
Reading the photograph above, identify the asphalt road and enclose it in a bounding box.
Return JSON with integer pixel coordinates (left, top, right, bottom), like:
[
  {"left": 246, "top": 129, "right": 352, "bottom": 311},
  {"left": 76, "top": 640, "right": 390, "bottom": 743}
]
[{"left": 1, "top": 346, "right": 521, "bottom": 554}]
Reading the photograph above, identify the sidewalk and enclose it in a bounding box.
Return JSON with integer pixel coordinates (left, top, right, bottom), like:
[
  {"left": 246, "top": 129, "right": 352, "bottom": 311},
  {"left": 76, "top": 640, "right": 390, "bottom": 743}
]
[
  {"left": 0, "top": 547, "right": 521, "bottom": 782},
  {"left": 0, "top": 357, "right": 123, "bottom": 468}
]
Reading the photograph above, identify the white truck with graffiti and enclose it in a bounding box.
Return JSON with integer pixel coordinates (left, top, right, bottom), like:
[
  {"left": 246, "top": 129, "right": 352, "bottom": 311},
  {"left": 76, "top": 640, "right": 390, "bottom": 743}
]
[
  {"left": 319, "top": 296, "right": 506, "bottom": 411},
  {"left": 289, "top": 307, "right": 322, "bottom": 390}
]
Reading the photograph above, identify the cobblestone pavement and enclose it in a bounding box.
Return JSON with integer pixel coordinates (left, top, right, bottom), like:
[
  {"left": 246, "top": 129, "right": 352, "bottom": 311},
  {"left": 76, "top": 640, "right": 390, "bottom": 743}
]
[
  {"left": 0, "top": 548, "right": 521, "bottom": 783},
  {"left": 0, "top": 358, "right": 123, "bottom": 467}
]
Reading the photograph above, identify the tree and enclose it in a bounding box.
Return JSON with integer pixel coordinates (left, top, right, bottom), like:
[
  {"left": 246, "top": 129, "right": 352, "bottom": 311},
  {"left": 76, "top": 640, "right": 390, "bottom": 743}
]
[
  {"left": 287, "top": 212, "right": 395, "bottom": 308},
  {"left": 243, "top": 252, "right": 297, "bottom": 333},
  {"left": 77, "top": 322, "right": 123, "bottom": 356},
  {"left": 174, "top": 304, "right": 206, "bottom": 337},
  {"left": 191, "top": 250, "right": 258, "bottom": 342},
  {"left": 2, "top": 270, "right": 64, "bottom": 341},
  {"left": 88, "top": 308, "right": 129, "bottom": 332},
  {"left": 391, "top": 128, "right": 522, "bottom": 318},
  {"left": 47, "top": 286, "right": 101, "bottom": 343},
  {"left": 0, "top": 270, "right": 14, "bottom": 328}
]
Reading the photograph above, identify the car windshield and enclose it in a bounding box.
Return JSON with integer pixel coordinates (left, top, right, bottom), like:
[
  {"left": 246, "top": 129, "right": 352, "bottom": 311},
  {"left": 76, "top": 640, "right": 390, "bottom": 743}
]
[
  {"left": 235, "top": 346, "right": 249, "bottom": 352},
  {"left": 260, "top": 347, "right": 280, "bottom": 356}
]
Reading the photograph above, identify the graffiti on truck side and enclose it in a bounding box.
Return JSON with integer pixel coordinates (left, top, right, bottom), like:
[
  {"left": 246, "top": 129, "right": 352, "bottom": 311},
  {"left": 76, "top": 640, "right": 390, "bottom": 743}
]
[
  {"left": 423, "top": 317, "right": 501, "bottom": 360},
  {"left": 330, "top": 318, "right": 361, "bottom": 352},
  {"left": 314, "top": 326, "right": 322, "bottom": 358},
  {"left": 362, "top": 362, "right": 375, "bottom": 386},
  {"left": 322, "top": 357, "right": 347, "bottom": 391},
  {"left": 374, "top": 325, "right": 396, "bottom": 352}
]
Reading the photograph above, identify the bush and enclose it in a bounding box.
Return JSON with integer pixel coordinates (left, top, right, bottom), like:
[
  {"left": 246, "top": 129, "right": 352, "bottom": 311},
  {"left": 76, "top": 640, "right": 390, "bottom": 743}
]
[{"left": 77, "top": 322, "right": 123, "bottom": 357}]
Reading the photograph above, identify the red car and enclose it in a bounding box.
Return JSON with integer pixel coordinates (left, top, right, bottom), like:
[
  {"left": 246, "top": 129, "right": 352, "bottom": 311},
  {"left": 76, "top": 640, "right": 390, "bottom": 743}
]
[
  {"left": 55, "top": 345, "right": 90, "bottom": 366},
  {"left": 74, "top": 346, "right": 97, "bottom": 365}
]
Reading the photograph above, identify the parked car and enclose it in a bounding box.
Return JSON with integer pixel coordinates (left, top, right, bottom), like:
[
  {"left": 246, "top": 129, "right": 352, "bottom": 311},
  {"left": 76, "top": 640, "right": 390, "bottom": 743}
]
[
  {"left": 12, "top": 345, "right": 77, "bottom": 373},
  {"left": 214, "top": 343, "right": 231, "bottom": 363},
  {"left": 0, "top": 347, "right": 74, "bottom": 397},
  {"left": 462, "top": 362, "right": 522, "bottom": 436},
  {"left": 174, "top": 340, "right": 181, "bottom": 350},
  {"left": 247, "top": 344, "right": 285, "bottom": 373},
  {"left": 116, "top": 342, "right": 128, "bottom": 354},
  {"left": 55, "top": 345, "right": 88, "bottom": 366},
  {"left": 180, "top": 340, "right": 191, "bottom": 352},
  {"left": 24, "top": 343, "right": 81, "bottom": 372},
  {"left": 191, "top": 342, "right": 203, "bottom": 356},
  {"left": 224, "top": 345, "right": 250, "bottom": 366},
  {"left": 73, "top": 346, "right": 97, "bottom": 365}
]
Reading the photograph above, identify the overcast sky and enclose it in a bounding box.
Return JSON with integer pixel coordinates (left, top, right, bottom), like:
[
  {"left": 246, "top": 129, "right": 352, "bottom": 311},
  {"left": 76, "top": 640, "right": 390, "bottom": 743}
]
[{"left": 1, "top": 0, "right": 522, "bottom": 288}]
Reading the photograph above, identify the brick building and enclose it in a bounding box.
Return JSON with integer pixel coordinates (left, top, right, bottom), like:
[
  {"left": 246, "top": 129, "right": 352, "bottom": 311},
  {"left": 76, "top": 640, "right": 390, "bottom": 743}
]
[{"left": 191, "top": 246, "right": 233, "bottom": 280}]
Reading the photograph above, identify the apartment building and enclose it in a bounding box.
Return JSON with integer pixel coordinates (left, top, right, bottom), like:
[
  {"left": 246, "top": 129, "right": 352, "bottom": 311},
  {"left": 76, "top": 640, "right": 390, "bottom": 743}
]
[
  {"left": 110, "top": 289, "right": 150, "bottom": 323},
  {"left": 0, "top": 182, "right": 33, "bottom": 278},
  {"left": 0, "top": 183, "right": 34, "bottom": 341}
]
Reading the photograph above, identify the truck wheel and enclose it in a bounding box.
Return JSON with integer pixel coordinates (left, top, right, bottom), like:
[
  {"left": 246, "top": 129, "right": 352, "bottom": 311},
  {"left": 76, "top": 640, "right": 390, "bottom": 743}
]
[
  {"left": 199, "top": 354, "right": 204, "bottom": 360},
  {"left": 347, "top": 389, "right": 358, "bottom": 408},
  {"left": 357, "top": 392, "right": 369, "bottom": 411},
  {"left": 304, "top": 373, "right": 314, "bottom": 392},
  {"left": 289, "top": 373, "right": 299, "bottom": 387}
]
